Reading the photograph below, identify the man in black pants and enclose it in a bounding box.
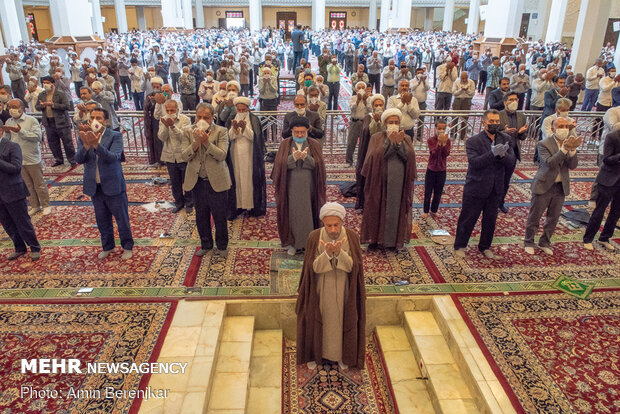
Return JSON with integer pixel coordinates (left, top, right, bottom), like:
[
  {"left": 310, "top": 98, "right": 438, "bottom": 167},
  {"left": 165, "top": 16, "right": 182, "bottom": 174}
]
[
  {"left": 0, "top": 133, "right": 41, "bottom": 260},
  {"left": 454, "top": 110, "right": 515, "bottom": 259}
]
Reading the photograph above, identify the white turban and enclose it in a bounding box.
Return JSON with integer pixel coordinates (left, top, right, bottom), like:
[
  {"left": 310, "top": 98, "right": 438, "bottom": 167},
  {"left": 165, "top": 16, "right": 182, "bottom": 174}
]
[
  {"left": 150, "top": 76, "right": 164, "bottom": 85},
  {"left": 369, "top": 94, "right": 385, "bottom": 106},
  {"left": 381, "top": 108, "right": 402, "bottom": 124},
  {"left": 227, "top": 80, "right": 240, "bottom": 91},
  {"left": 355, "top": 81, "right": 367, "bottom": 89},
  {"left": 319, "top": 202, "right": 346, "bottom": 221},
  {"left": 233, "top": 96, "right": 251, "bottom": 107}
]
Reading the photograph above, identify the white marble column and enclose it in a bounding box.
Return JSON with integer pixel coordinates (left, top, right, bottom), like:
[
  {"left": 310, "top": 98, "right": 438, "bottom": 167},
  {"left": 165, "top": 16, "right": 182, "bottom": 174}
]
[
  {"left": 569, "top": 0, "right": 611, "bottom": 75},
  {"left": 466, "top": 0, "right": 480, "bottom": 34},
  {"left": 14, "top": 0, "right": 29, "bottom": 42},
  {"left": 484, "top": 0, "right": 522, "bottom": 38},
  {"left": 181, "top": 0, "right": 193, "bottom": 29},
  {"left": 379, "top": 0, "right": 391, "bottom": 31},
  {"left": 136, "top": 6, "right": 147, "bottom": 31},
  {"left": 368, "top": 0, "right": 377, "bottom": 30},
  {"left": 544, "top": 0, "right": 568, "bottom": 43},
  {"left": 395, "top": 0, "right": 412, "bottom": 28},
  {"left": 49, "top": 0, "right": 93, "bottom": 36},
  {"left": 424, "top": 7, "right": 433, "bottom": 31},
  {"left": 161, "top": 0, "right": 183, "bottom": 27},
  {"left": 0, "top": 0, "right": 23, "bottom": 46},
  {"left": 249, "top": 0, "right": 261, "bottom": 32},
  {"left": 91, "top": 0, "right": 104, "bottom": 36},
  {"left": 443, "top": 0, "right": 454, "bottom": 32},
  {"left": 312, "top": 0, "right": 325, "bottom": 30},
  {"left": 195, "top": 0, "right": 205, "bottom": 28},
  {"left": 114, "top": 0, "right": 128, "bottom": 33}
]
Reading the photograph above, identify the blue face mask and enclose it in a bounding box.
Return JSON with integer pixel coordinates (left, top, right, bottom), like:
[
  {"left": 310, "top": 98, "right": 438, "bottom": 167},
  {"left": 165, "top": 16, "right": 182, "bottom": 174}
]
[{"left": 293, "top": 136, "right": 307, "bottom": 144}]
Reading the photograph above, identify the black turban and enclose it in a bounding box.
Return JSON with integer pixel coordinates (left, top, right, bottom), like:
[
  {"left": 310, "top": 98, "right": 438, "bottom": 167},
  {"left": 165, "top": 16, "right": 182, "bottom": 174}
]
[{"left": 289, "top": 115, "right": 310, "bottom": 129}]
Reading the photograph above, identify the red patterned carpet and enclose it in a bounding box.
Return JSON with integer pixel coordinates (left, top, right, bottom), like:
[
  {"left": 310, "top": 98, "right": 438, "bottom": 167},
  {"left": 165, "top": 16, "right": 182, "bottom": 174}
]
[
  {"left": 0, "top": 300, "right": 175, "bottom": 413},
  {"left": 455, "top": 291, "right": 620, "bottom": 414},
  {"left": 283, "top": 332, "right": 397, "bottom": 413}
]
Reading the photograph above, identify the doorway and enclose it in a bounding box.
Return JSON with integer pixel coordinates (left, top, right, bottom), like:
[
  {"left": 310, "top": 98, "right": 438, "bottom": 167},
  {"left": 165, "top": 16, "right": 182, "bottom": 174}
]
[
  {"left": 519, "top": 13, "right": 530, "bottom": 39},
  {"left": 225, "top": 11, "right": 245, "bottom": 29},
  {"left": 329, "top": 12, "right": 347, "bottom": 31},
  {"left": 277, "top": 12, "right": 297, "bottom": 39}
]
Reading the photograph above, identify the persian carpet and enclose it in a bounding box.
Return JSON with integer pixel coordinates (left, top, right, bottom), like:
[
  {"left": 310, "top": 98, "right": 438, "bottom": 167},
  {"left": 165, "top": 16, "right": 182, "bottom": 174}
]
[
  {"left": 456, "top": 291, "right": 620, "bottom": 414},
  {"left": 282, "top": 332, "right": 398, "bottom": 414},
  {"left": 0, "top": 299, "right": 175, "bottom": 414}
]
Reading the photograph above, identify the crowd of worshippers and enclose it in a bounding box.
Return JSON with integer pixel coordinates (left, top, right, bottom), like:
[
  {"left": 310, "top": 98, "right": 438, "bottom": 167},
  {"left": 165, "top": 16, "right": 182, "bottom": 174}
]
[{"left": 1, "top": 86, "right": 619, "bottom": 263}]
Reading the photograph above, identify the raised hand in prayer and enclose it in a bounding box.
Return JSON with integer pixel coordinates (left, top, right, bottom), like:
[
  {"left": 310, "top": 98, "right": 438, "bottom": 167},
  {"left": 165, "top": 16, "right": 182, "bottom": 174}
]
[
  {"left": 154, "top": 93, "right": 166, "bottom": 104},
  {"left": 518, "top": 124, "right": 528, "bottom": 134},
  {"left": 563, "top": 135, "right": 582, "bottom": 151},
  {"left": 320, "top": 238, "right": 345, "bottom": 256},
  {"left": 437, "top": 133, "right": 449, "bottom": 146},
  {"left": 401, "top": 92, "right": 412, "bottom": 104},
  {"left": 308, "top": 103, "right": 319, "bottom": 112}
]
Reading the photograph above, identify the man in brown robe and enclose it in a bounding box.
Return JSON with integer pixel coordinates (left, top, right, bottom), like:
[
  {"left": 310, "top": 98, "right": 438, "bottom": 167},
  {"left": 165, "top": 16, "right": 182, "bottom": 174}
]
[
  {"left": 355, "top": 94, "right": 386, "bottom": 210},
  {"left": 296, "top": 202, "right": 366, "bottom": 370},
  {"left": 272, "top": 116, "right": 326, "bottom": 255},
  {"left": 361, "top": 108, "right": 417, "bottom": 250}
]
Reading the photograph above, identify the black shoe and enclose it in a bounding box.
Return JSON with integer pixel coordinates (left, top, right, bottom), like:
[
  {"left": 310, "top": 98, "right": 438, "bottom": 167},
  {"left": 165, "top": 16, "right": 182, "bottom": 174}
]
[
  {"left": 196, "top": 245, "right": 213, "bottom": 256},
  {"left": 171, "top": 205, "right": 184, "bottom": 213},
  {"left": 185, "top": 206, "right": 193, "bottom": 214},
  {"left": 367, "top": 243, "right": 379, "bottom": 251},
  {"left": 69, "top": 162, "right": 77, "bottom": 168},
  {"left": 8, "top": 251, "right": 27, "bottom": 260},
  {"left": 499, "top": 205, "right": 508, "bottom": 213},
  {"left": 51, "top": 161, "right": 64, "bottom": 167}
]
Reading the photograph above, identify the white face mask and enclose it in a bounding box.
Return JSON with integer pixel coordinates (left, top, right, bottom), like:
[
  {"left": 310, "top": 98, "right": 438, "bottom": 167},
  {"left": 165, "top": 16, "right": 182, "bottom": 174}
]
[
  {"left": 91, "top": 119, "right": 104, "bottom": 133},
  {"left": 558, "top": 111, "right": 569, "bottom": 118},
  {"left": 9, "top": 109, "right": 21, "bottom": 119},
  {"left": 309, "top": 97, "right": 319, "bottom": 104},
  {"left": 164, "top": 113, "right": 177, "bottom": 121},
  {"left": 206, "top": 76, "right": 213, "bottom": 82},
  {"left": 89, "top": 73, "right": 96, "bottom": 79},
  {"left": 373, "top": 107, "right": 384, "bottom": 115},
  {"left": 507, "top": 101, "right": 518, "bottom": 111},
  {"left": 555, "top": 128, "right": 569, "bottom": 140},
  {"left": 386, "top": 124, "right": 399, "bottom": 133},
  {"left": 196, "top": 119, "right": 210, "bottom": 130},
  {"left": 519, "top": 70, "right": 525, "bottom": 75},
  {"left": 357, "top": 90, "right": 365, "bottom": 96},
  {"left": 295, "top": 107, "right": 306, "bottom": 116},
  {"left": 227, "top": 91, "right": 238, "bottom": 100}
]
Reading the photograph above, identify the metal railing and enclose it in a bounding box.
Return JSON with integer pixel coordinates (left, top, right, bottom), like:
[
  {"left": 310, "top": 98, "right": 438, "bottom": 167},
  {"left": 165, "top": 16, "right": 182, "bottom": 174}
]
[{"left": 36, "top": 110, "right": 608, "bottom": 162}]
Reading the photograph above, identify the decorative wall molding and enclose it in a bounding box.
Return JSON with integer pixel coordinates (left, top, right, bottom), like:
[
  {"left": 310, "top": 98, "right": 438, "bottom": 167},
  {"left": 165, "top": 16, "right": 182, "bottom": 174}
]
[{"left": 23, "top": 0, "right": 475, "bottom": 7}]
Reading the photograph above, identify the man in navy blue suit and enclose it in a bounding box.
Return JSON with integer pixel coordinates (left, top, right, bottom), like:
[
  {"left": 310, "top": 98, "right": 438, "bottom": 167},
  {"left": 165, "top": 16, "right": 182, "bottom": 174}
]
[
  {"left": 454, "top": 109, "right": 516, "bottom": 259},
  {"left": 0, "top": 133, "right": 41, "bottom": 260},
  {"left": 75, "top": 107, "right": 134, "bottom": 260}
]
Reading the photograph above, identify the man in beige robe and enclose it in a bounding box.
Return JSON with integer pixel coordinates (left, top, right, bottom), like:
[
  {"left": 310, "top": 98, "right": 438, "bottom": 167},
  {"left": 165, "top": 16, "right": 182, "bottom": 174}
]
[{"left": 296, "top": 202, "right": 366, "bottom": 370}]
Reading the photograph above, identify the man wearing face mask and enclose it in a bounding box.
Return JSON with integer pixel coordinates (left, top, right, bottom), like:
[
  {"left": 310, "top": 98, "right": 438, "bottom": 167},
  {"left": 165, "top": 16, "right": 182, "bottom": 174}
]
[
  {"left": 454, "top": 110, "right": 515, "bottom": 259},
  {"left": 381, "top": 59, "right": 397, "bottom": 102},
  {"left": 198, "top": 70, "right": 219, "bottom": 104},
  {"left": 387, "top": 80, "right": 420, "bottom": 142},
  {"left": 5, "top": 53, "right": 26, "bottom": 104},
  {"left": 129, "top": 58, "right": 145, "bottom": 110},
  {"left": 272, "top": 116, "right": 326, "bottom": 256},
  {"left": 326, "top": 56, "right": 341, "bottom": 111},
  {"left": 361, "top": 108, "right": 416, "bottom": 251},
  {"left": 596, "top": 69, "right": 620, "bottom": 114},
  {"left": 158, "top": 100, "right": 192, "bottom": 214},
  {"left": 3, "top": 99, "right": 51, "bottom": 216},
  {"left": 583, "top": 59, "right": 605, "bottom": 112},
  {"left": 225, "top": 96, "right": 267, "bottom": 219},
  {"left": 76, "top": 108, "right": 134, "bottom": 260},
  {"left": 498, "top": 92, "right": 528, "bottom": 213},
  {"left": 541, "top": 98, "right": 576, "bottom": 141},
  {"left": 346, "top": 82, "right": 372, "bottom": 166},
  {"left": 282, "top": 95, "right": 324, "bottom": 145},
  {"left": 215, "top": 81, "right": 240, "bottom": 127},
  {"left": 451, "top": 71, "right": 476, "bottom": 141},
  {"left": 355, "top": 94, "right": 386, "bottom": 210},
  {"left": 179, "top": 66, "right": 197, "bottom": 111},
  {"left": 182, "top": 103, "right": 232, "bottom": 257},
  {"left": 143, "top": 77, "right": 165, "bottom": 165},
  {"left": 307, "top": 86, "right": 326, "bottom": 124},
  {"left": 24, "top": 77, "right": 43, "bottom": 114},
  {"left": 36, "top": 77, "right": 76, "bottom": 168},
  {"left": 351, "top": 65, "right": 369, "bottom": 90},
  {"left": 0, "top": 86, "right": 11, "bottom": 124},
  {"left": 541, "top": 75, "right": 569, "bottom": 127},
  {"left": 155, "top": 54, "right": 169, "bottom": 84},
  {"left": 509, "top": 64, "right": 530, "bottom": 110},
  {"left": 91, "top": 81, "right": 120, "bottom": 132},
  {"left": 523, "top": 118, "right": 581, "bottom": 256}
]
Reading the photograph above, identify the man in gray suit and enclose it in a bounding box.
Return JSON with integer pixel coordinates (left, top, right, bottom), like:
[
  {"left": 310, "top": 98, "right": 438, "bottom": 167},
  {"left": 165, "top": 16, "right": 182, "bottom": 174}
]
[
  {"left": 524, "top": 117, "right": 581, "bottom": 255},
  {"left": 183, "top": 103, "right": 232, "bottom": 257},
  {"left": 498, "top": 91, "right": 528, "bottom": 213}
]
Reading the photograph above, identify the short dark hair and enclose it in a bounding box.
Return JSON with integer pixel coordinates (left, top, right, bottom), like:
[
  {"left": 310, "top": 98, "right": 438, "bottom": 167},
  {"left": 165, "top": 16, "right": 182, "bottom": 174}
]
[
  {"left": 503, "top": 91, "right": 518, "bottom": 101},
  {"left": 553, "top": 75, "right": 567, "bottom": 83},
  {"left": 0, "top": 85, "right": 11, "bottom": 94},
  {"left": 499, "top": 77, "right": 510, "bottom": 84},
  {"left": 491, "top": 56, "right": 500, "bottom": 62},
  {"left": 435, "top": 118, "right": 447, "bottom": 127},
  {"left": 80, "top": 86, "right": 93, "bottom": 94},
  {"left": 90, "top": 107, "right": 109, "bottom": 120},
  {"left": 130, "top": 57, "right": 138, "bottom": 64},
  {"left": 483, "top": 109, "right": 500, "bottom": 121}
]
